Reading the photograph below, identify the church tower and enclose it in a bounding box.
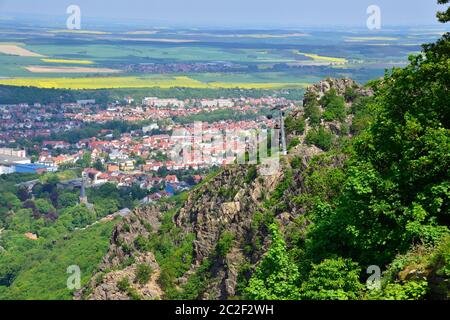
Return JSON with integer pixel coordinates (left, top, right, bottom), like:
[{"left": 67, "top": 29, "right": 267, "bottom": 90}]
[{"left": 80, "top": 178, "right": 88, "bottom": 204}]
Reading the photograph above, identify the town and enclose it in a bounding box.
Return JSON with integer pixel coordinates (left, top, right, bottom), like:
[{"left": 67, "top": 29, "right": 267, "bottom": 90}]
[{"left": 0, "top": 95, "right": 297, "bottom": 203}]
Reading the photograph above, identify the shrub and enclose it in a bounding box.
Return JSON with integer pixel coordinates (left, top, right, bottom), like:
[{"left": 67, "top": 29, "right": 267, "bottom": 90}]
[
  {"left": 300, "top": 258, "right": 364, "bottom": 300},
  {"left": 117, "top": 277, "right": 131, "bottom": 292},
  {"left": 245, "top": 224, "right": 301, "bottom": 300},
  {"left": 117, "top": 276, "right": 142, "bottom": 300},
  {"left": 305, "top": 126, "right": 334, "bottom": 151},
  {"left": 135, "top": 264, "right": 153, "bottom": 285},
  {"left": 288, "top": 137, "right": 300, "bottom": 151},
  {"left": 285, "top": 115, "right": 306, "bottom": 135},
  {"left": 245, "top": 166, "right": 258, "bottom": 184},
  {"left": 304, "top": 103, "right": 322, "bottom": 126},
  {"left": 216, "top": 232, "right": 235, "bottom": 258}
]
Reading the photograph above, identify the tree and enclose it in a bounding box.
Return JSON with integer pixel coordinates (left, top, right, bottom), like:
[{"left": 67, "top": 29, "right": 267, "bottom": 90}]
[
  {"left": 305, "top": 126, "right": 334, "bottom": 151},
  {"left": 58, "top": 192, "right": 79, "bottom": 209},
  {"left": 77, "top": 152, "right": 92, "bottom": 168},
  {"left": 93, "top": 198, "right": 119, "bottom": 218},
  {"left": 321, "top": 89, "right": 346, "bottom": 122},
  {"left": 62, "top": 205, "right": 96, "bottom": 228},
  {"left": 285, "top": 115, "right": 306, "bottom": 135},
  {"left": 306, "top": 28, "right": 450, "bottom": 268},
  {"left": 304, "top": 100, "right": 322, "bottom": 126},
  {"left": 93, "top": 159, "right": 104, "bottom": 171},
  {"left": 34, "top": 198, "right": 55, "bottom": 215},
  {"left": 16, "top": 187, "right": 30, "bottom": 202},
  {"left": 344, "top": 86, "right": 359, "bottom": 102},
  {"left": 245, "top": 224, "right": 300, "bottom": 300},
  {"left": 0, "top": 192, "right": 21, "bottom": 211},
  {"left": 437, "top": 0, "right": 450, "bottom": 22},
  {"left": 300, "top": 258, "right": 364, "bottom": 300},
  {"left": 216, "top": 232, "right": 235, "bottom": 258}
]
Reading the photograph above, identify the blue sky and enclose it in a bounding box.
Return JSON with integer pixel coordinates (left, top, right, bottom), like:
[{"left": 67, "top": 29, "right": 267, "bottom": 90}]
[{"left": 0, "top": 0, "right": 445, "bottom": 27}]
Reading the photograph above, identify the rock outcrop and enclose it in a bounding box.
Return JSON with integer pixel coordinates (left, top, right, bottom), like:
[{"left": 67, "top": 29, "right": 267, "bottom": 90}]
[
  {"left": 76, "top": 205, "right": 165, "bottom": 300},
  {"left": 304, "top": 78, "right": 373, "bottom": 102},
  {"left": 81, "top": 252, "right": 162, "bottom": 300}
]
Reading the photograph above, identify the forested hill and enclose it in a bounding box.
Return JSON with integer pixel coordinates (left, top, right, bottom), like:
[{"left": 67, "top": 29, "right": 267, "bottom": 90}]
[
  {"left": 0, "top": 85, "right": 303, "bottom": 105},
  {"left": 78, "top": 29, "right": 449, "bottom": 300}
]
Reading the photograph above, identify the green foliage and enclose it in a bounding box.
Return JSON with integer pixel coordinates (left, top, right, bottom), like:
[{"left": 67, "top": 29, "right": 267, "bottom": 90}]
[
  {"left": 77, "top": 152, "right": 92, "bottom": 168},
  {"left": 117, "top": 277, "right": 129, "bottom": 292},
  {"left": 300, "top": 258, "right": 364, "bottom": 300},
  {"left": 344, "top": 86, "right": 359, "bottom": 102},
  {"left": 430, "top": 235, "right": 450, "bottom": 279},
  {"left": 305, "top": 126, "right": 334, "bottom": 151},
  {"left": 287, "top": 137, "right": 300, "bottom": 151},
  {"left": 34, "top": 198, "right": 55, "bottom": 215},
  {"left": 321, "top": 89, "right": 346, "bottom": 122},
  {"left": 218, "top": 186, "right": 238, "bottom": 201},
  {"left": 0, "top": 192, "right": 21, "bottom": 224},
  {"left": 350, "top": 96, "right": 375, "bottom": 134},
  {"left": 216, "top": 232, "right": 235, "bottom": 258},
  {"left": 57, "top": 192, "right": 79, "bottom": 209},
  {"left": 304, "top": 101, "right": 322, "bottom": 126},
  {"left": 368, "top": 235, "right": 450, "bottom": 300},
  {"left": 174, "top": 108, "right": 273, "bottom": 124},
  {"left": 61, "top": 205, "right": 96, "bottom": 228},
  {"left": 290, "top": 156, "right": 303, "bottom": 170},
  {"left": 117, "top": 277, "right": 141, "bottom": 300},
  {"left": 135, "top": 264, "right": 153, "bottom": 285},
  {"left": 266, "top": 168, "right": 294, "bottom": 213},
  {"left": 245, "top": 224, "right": 300, "bottom": 300},
  {"left": 368, "top": 281, "right": 429, "bottom": 300},
  {"left": 177, "top": 259, "right": 212, "bottom": 299},
  {"left": 0, "top": 221, "right": 115, "bottom": 299},
  {"left": 144, "top": 207, "right": 195, "bottom": 299},
  {"left": 244, "top": 165, "right": 258, "bottom": 184},
  {"left": 302, "top": 32, "right": 450, "bottom": 299},
  {"left": 0, "top": 85, "right": 303, "bottom": 105},
  {"left": 285, "top": 115, "right": 306, "bottom": 135},
  {"left": 437, "top": 0, "right": 450, "bottom": 23}
]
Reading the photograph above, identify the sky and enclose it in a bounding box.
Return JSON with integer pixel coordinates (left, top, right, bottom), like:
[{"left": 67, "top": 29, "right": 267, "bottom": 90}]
[{"left": 0, "top": 0, "right": 445, "bottom": 28}]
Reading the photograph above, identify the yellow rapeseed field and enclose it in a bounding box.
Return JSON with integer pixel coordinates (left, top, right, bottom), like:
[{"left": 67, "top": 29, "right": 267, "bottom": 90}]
[
  {"left": 293, "top": 51, "right": 347, "bottom": 64},
  {"left": 41, "top": 59, "right": 95, "bottom": 65},
  {"left": 0, "top": 76, "right": 307, "bottom": 89}
]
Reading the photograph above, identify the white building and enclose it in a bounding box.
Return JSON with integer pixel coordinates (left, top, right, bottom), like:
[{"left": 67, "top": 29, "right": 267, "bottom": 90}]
[
  {"left": 200, "top": 99, "right": 234, "bottom": 108},
  {"left": 143, "top": 123, "right": 159, "bottom": 133},
  {"left": 77, "top": 99, "right": 96, "bottom": 106},
  {"left": 142, "top": 97, "right": 185, "bottom": 108},
  {"left": 0, "top": 148, "right": 26, "bottom": 158},
  {"left": 0, "top": 153, "right": 31, "bottom": 174}
]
